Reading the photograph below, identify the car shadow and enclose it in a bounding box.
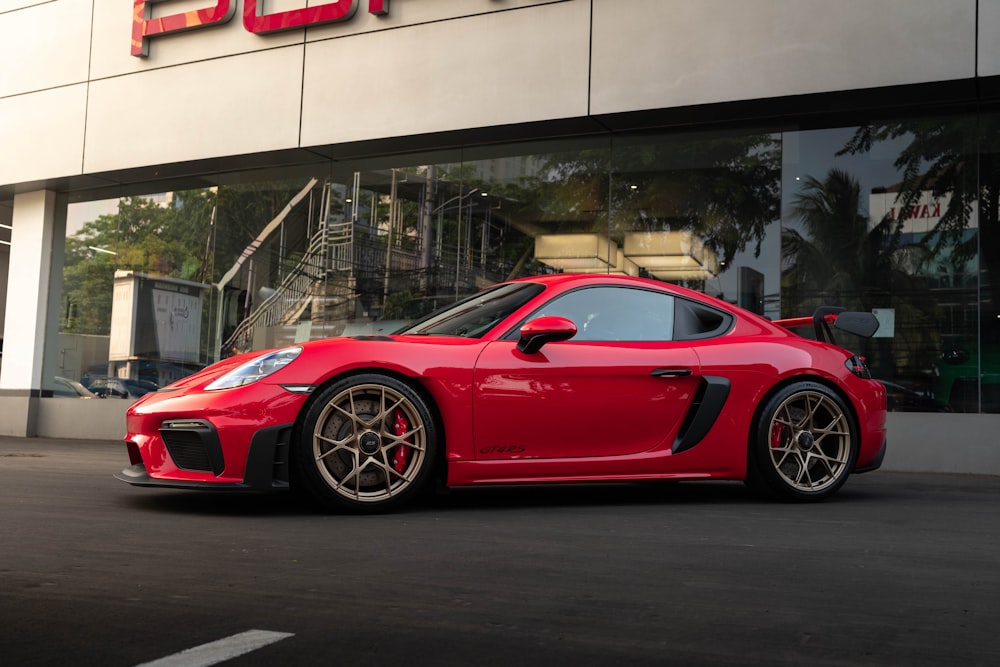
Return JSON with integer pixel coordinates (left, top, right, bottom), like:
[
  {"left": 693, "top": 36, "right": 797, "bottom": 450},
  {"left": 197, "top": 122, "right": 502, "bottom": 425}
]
[
  {"left": 426, "top": 480, "right": 759, "bottom": 512},
  {"left": 117, "top": 478, "right": 851, "bottom": 516},
  {"left": 118, "top": 488, "right": 322, "bottom": 517}
]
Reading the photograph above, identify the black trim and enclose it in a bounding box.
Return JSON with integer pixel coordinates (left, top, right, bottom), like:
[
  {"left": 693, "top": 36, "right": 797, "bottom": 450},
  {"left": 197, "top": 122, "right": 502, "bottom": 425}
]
[
  {"left": 0, "top": 389, "right": 43, "bottom": 398},
  {"left": 115, "top": 463, "right": 249, "bottom": 490},
  {"left": 672, "top": 377, "right": 731, "bottom": 454},
  {"left": 672, "top": 298, "right": 735, "bottom": 341},
  {"left": 159, "top": 419, "right": 225, "bottom": 475},
  {"left": 854, "top": 438, "right": 887, "bottom": 474},
  {"left": 242, "top": 425, "right": 293, "bottom": 490},
  {"left": 651, "top": 368, "right": 692, "bottom": 377},
  {"left": 812, "top": 306, "right": 845, "bottom": 342}
]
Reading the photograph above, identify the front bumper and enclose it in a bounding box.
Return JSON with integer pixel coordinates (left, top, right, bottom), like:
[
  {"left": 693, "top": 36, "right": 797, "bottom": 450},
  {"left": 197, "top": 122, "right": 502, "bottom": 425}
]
[
  {"left": 118, "top": 422, "right": 294, "bottom": 491},
  {"left": 121, "top": 380, "right": 307, "bottom": 487}
]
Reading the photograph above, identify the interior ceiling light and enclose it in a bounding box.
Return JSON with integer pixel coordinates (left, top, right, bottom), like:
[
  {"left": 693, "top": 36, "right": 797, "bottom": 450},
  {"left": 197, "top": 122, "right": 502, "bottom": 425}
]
[
  {"left": 534, "top": 233, "right": 618, "bottom": 271},
  {"left": 623, "top": 230, "right": 720, "bottom": 278}
]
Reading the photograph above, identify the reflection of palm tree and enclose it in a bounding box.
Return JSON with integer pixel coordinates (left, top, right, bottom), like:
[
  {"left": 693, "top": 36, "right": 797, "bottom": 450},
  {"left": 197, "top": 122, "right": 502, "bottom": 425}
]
[
  {"left": 782, "top": 169, "right": 872, "bottom": 309},
  {"left": 782, "top": 168, "right": 938, "bottom": 377},
  {"left": 782, "top": 168, "right": 930, "bottom": 310}
]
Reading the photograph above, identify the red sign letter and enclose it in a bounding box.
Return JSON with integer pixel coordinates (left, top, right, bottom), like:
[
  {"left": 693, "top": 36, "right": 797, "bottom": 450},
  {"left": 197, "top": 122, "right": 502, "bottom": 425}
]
[
  {"left": 243, "top": 0, "right": 360, "bottom": 35},
  {"left": 132, "top": 0, "right": 236, "bottom": 57}
]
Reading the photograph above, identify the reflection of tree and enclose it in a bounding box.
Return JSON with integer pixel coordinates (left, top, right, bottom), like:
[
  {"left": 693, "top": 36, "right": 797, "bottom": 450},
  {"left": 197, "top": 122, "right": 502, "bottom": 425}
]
[
  {"left": 783, "top": 169, "right": 887, "bottom": 310},
  {"left": 839, "top": 118, "right": 993, "bottom": 307},
  {"left": 62, "top": 195, "right": 212, "bottom": 335},
  {"left": 839, "top": 118, "right": 1000, "bottom": 410},
  {"left": 781, "top": 168, "right": 939, "bottom": 378},
  {"left": 478, "top": 133, "right": 782, "bottom": 273},
  {"left": 610, "top": 133, "right": 781, "bottom": 266},
  {"left": 61, "top": 182, "right": 311, "bottom": 337}
]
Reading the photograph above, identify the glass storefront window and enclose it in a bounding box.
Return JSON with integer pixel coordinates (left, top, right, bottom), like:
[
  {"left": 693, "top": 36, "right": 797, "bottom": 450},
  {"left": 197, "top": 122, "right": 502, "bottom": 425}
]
[
  {"left": 781, "top": 117, "right": 982, "bottom": 412},
  {"left": 610, "top": 129, "right": 782, "bottom": 318},
  {"left": 39, "top": 113, "right": 999, "bottom": 412}
]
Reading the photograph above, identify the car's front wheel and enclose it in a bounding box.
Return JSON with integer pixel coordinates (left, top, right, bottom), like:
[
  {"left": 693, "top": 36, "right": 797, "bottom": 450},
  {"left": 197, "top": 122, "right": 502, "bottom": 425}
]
[
  {"left": 294, "top": 374, "right": 437, "bottom": 513},
  {"left": 748, "top": 381, "right": 858, "bottom": 502}
]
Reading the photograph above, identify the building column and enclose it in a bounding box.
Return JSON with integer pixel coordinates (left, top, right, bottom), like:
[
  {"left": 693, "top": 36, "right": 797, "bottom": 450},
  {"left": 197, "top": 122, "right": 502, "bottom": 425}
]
[{"left": 0, "top": 190, "right": 65, "bottom": 437}]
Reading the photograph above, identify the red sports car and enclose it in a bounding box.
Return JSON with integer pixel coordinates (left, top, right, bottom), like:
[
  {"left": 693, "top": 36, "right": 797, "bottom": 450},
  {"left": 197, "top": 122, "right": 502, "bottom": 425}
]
[{"left": 117, "top": 274, "right": 887, "bottom": 512}]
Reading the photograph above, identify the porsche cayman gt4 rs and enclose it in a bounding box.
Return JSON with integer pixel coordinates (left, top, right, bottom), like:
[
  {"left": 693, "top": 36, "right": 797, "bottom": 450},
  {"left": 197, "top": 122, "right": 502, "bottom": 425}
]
[{"left": 116, "top": 273, "right": 887, "bottom": 512}]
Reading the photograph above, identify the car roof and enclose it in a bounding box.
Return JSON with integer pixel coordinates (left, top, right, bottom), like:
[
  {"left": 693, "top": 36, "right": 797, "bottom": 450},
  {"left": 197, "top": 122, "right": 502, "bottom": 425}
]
[{"left": 508, "top": 273, "right": 740, "bottom": 314}]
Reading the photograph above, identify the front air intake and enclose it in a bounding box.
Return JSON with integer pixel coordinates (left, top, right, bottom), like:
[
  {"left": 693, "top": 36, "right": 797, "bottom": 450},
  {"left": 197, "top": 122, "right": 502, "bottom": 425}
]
[{"left": 160, "top": 420, "right": 225, "bottom": 475}]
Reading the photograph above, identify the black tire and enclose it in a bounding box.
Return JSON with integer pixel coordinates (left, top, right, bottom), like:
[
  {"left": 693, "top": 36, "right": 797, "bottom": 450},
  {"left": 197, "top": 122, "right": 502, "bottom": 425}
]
[
  {"left": 747, "top": 381, "right": 858, "bottom": 502},
  {"left": 293, "top": 374, "right": 438, "bottom": 513}
]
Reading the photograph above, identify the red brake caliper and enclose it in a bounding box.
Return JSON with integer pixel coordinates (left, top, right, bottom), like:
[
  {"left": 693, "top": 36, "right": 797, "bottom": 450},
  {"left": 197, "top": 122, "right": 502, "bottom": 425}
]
[
  {"left": 391, "top": 409, "right": 411, "bottom": 474},
  {"left": 770, "top": 424, "right": 785, "bottom": 449}
]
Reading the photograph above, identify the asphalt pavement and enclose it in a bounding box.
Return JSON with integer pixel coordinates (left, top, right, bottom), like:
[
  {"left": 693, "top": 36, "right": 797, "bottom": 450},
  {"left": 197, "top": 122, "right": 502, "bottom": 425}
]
[{"left": 1, "top": 436, "right": 998, "bottom": 666}]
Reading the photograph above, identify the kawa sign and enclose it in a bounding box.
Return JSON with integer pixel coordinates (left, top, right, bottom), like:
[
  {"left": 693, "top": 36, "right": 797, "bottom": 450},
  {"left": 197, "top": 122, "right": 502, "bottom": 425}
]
[{"left": 132, "top": 0, "right": 390, "bottom": 57}]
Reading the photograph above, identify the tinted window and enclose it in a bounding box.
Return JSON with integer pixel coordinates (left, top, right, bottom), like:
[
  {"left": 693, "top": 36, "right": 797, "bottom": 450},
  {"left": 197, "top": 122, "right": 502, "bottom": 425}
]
[
  {"left": 397, "top": 282, "right": 545, "bottom": 337},
  {"left": 529, "top": 286, "right": 675, "bottom": 342},
  {"left": 673, "top": 299, "right": 733, "bottom": 340}
]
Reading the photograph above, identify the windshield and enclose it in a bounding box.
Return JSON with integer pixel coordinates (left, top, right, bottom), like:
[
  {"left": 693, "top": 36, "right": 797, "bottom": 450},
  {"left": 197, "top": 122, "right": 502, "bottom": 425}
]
[{"left": 395, "top": 283, "right": 545, "bottom": 338}]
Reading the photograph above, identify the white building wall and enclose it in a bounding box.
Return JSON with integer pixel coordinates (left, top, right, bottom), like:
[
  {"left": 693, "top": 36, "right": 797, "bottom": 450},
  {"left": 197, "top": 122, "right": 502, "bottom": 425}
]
[
  {"left": 84, "top": 46, "right": 307, "bottom": 172},
  {"left": 300, "top": 2, "right": 591, "bottom": 145},
  {"left": 590, "top": 0, "right": 977, "bottom": 113},
  {"left": 978, "top": 0, "right": 1000, "bottom": 78},
  {"left": 0, "top": 0, "right": 92, "bottom": 97},
  {"left": 2, "top": 0, "right": 991, "bottom": 185}
]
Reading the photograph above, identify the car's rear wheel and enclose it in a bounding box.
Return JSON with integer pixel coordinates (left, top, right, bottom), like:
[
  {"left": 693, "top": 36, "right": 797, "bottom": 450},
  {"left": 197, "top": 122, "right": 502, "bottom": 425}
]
[
  {"left": 294, "top": 374, "right": 437, "bottom": 513},
  {"left": 748, "top": 381, "right": 857, "bottom": 502}
]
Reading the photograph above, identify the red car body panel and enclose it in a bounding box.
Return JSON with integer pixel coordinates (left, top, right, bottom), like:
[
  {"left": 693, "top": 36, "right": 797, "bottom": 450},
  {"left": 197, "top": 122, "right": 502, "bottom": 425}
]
[{"left": 120, "top": 273, "right": 887, "bottom": 498}]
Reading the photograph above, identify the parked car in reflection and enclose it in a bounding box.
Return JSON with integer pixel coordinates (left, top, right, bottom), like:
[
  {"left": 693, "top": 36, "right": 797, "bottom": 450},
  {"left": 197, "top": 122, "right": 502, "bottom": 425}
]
[
  {"left": 85, "top": 376, "right": 159, "bottom": 399},
  {"left": 934, "top": 340, "right": 1000, "bottom": 413},
  {"left": 879, "top": 381, "right": 951, "bottom": 412},
  {"left": 52, "top": 376, "right": 97, "bottom": 398}
]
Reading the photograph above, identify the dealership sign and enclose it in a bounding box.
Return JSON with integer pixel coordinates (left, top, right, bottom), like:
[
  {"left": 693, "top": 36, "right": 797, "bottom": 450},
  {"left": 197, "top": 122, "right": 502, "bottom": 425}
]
[{"left": 132, "top": 0, "right": 390, "bottom": 57}]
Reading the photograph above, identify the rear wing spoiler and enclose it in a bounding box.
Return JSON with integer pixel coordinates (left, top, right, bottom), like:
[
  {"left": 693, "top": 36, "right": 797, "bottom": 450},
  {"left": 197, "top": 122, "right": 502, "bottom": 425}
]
[{"left": 773, "top": 307, "right": 880, "bottom": 345}]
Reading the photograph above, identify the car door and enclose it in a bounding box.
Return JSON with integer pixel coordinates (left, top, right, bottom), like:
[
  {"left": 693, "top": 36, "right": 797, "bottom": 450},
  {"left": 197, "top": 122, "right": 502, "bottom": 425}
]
[{"left": 472, "top": 285, "right": 702, "bottom": 460}]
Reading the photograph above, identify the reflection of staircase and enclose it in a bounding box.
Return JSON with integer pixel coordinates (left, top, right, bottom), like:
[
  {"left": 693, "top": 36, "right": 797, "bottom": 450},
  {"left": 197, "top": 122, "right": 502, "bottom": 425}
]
[{"left": 222, "top": 181, "right": 356, "bottom": 353}]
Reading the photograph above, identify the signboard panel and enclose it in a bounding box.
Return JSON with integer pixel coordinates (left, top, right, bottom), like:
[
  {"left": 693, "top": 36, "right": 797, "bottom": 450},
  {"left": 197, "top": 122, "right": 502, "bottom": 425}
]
[{"left": 110, "top": 272, "right": 208, "bottom": 364}]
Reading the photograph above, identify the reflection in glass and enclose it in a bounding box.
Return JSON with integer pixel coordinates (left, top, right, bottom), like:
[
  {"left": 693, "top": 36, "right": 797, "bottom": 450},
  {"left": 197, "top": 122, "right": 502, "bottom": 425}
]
[
  {"left": 783, "top": 119, "right": 978, "bottom": 412},
  {"left": 46, "top": 115, "right": 1000, "bottom": 413}
]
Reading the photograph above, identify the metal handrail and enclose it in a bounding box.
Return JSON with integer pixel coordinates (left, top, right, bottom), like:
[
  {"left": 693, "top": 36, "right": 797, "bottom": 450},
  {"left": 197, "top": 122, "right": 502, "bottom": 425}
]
[{"left": 222, "top": 182, "right": 356, "bottom": 352}]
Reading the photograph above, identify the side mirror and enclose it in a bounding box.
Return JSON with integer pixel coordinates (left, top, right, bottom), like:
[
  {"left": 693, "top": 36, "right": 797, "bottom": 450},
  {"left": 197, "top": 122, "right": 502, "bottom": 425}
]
[{"left": 517, "top": 316, "right": 577, "bottom": 354}]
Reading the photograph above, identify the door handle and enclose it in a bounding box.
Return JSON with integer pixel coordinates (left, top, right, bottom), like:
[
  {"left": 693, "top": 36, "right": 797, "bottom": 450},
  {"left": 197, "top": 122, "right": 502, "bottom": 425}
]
[{"left": 651, "top": 368, "right": 692, "bottom": 377}]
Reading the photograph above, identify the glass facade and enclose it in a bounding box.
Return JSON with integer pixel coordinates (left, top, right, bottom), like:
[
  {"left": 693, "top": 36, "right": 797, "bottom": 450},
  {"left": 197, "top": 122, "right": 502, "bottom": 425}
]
[{"left": 42, "top": 112, "right": 998, "bottom": 412}]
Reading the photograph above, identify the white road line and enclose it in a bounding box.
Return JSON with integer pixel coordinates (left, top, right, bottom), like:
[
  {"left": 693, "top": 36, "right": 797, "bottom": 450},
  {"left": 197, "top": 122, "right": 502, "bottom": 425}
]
[{"left": 134, "top": 629, "right": 295, "bottom": 667}]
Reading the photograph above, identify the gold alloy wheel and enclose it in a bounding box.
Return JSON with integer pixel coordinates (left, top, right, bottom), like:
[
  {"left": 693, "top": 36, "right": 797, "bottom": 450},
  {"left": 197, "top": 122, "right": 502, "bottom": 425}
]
[
  {"left": 311, "top": 382, "right": 428, "bottom": 504},
  {"left": 765, "top": 389, "right": 852, "bottom": 494}
]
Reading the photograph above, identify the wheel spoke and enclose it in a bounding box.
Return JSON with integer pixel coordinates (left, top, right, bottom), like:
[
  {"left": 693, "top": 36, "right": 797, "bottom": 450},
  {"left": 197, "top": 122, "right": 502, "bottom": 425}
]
[
  {"left": 381, "top": 423, "right": 425, "bottom": 450},
  {"left": 315, "top": 433, "right": 353, "bottom": 452},
  {"left": 798, "top": 458, "right": 814, "bottom": 487}
]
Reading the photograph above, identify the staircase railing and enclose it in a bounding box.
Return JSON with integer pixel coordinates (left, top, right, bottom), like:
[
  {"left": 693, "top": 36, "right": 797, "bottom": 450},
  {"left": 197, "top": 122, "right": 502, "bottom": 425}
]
[{"left": 222, "top": 181, "right": 355, "bottom": 353}]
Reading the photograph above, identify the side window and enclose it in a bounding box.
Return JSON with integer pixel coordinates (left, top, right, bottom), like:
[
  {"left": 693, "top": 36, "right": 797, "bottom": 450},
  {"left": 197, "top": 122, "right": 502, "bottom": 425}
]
[
  {"left": 673, "top": 298, "right": 733, "bottom": 341},
  {"left": 531, "top": 286, "right": 675, "bottom": 342}
]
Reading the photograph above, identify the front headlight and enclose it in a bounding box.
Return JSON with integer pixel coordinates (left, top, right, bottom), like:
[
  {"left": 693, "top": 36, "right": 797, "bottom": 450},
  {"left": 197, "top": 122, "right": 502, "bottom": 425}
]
[{"left": 205, "top": 346, "right": 302, "bottom": 391}]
